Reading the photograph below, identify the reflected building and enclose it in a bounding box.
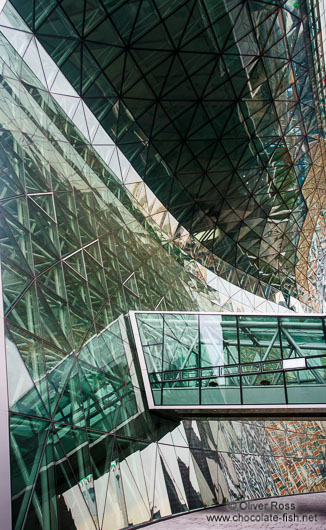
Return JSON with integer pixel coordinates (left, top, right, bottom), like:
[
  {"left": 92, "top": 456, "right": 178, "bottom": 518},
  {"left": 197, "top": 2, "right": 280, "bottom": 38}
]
[{"left": 1, "top": 1, "right": 326, "bottom": 529}]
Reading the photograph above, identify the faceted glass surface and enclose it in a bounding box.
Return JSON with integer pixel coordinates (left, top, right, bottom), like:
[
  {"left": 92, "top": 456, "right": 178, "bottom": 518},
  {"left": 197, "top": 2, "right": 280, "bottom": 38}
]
[
  {"left": 9, "top": 0, "right": 326, "bottom": 309},
  {"left": 2, "top": 2, "right": 326, "bottom": 530}
]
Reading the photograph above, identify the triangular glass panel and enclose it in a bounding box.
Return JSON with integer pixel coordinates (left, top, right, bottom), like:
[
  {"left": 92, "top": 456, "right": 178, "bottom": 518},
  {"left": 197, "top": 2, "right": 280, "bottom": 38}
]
[
  {"left": 38, "top": 262, "right": 67, "bottom": 301},
  {"left": 53, "top": 429, "right": 97, "bottom": 530},
  {"left": 6, "top": 329, "right": 49, "bottom": 418},
  {"left": 62, "top": 264, "right": 93, "bottom": 319},
  {"left": 158, "top": 442, "right": 188, "bottom": 512},
  {"left": 101, "top": 445, "right": 129, "bottom": 530},
  {"left": 10, "top": 415, "right": 50, "bottom": 530},
  {"left": 27, "top": 197, "right": 60, "bottom": 255},
  {"left": 116, "top": 438, "right": 152, "bottom": 525},
  {"left": 1, "top": 256, "right": 32, "bottom": 314},
  {"left": 79, "top": 359, "right": 126, "bottom": 432},
  {"left": 29, "top": 193, "right": 56, "bottom": 222},
  {"left": 7, "top": 322, "right": 50, "bottom": 408},
  {"left": 64, "top": 249, "right": 87, "bottom": 280},
  {"left": 47, "top": 354, "right": 75, "bottom": 417},
  {"left": 23, "top": 37, "right": 47, "bottom": 88},
  {"left": 21, "top": 429, "right": 57, "bottom": 530},
  {"left": 6, "top": 282, "right": 40, "bottom": 335},
  {"left": 123, "top": 273, "right": 139, "bottom": 297},
  {"left": 140, "top": 442, "right": 172, "bottom": 519},
  {"left": 54, "top": 361, "right": 86, "bottom": 427},
  {"left": 0, "top": 168, "right": 24, "bottom": 199},
  {"left": 84, "top": 240, "right": 102, "bottom": 265},
  {"left": 36, "top": 282, "right": 73, "bottom": 352}
]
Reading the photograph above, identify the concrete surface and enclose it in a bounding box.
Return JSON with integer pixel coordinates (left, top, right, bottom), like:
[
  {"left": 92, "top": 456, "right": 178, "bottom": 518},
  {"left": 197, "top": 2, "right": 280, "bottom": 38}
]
[{"left": 144, "top": 493, "right": 326, "bottom": 529}]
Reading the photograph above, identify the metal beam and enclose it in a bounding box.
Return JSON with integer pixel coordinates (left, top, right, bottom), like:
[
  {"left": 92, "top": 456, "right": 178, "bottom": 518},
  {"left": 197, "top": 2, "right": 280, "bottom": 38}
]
[{"left": 0, "top": 257, "right": 12, "bottom": 530}]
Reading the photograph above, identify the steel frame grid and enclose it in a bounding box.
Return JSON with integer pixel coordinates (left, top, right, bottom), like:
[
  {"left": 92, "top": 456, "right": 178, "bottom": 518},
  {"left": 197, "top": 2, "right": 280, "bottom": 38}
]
[{"left": 9, "top": 0, "right": 326, "bottom": 309}]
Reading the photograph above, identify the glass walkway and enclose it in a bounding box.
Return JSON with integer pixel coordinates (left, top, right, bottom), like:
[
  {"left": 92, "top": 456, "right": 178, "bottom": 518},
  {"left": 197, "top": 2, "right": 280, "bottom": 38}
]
[{"left": 129, "top": 312, "right": 326, "bottom": 415}]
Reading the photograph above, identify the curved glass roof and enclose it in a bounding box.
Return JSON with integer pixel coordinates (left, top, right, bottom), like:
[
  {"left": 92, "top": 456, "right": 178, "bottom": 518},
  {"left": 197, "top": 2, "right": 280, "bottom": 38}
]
[{"left": 10, "top": 0, "right": 326, "bottom": 307}]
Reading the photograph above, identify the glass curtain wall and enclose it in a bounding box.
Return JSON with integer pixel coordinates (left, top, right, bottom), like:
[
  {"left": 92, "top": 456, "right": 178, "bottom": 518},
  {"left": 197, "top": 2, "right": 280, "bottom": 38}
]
[{"left": 0, "top": 3, "right": 326, "bottom": 530}]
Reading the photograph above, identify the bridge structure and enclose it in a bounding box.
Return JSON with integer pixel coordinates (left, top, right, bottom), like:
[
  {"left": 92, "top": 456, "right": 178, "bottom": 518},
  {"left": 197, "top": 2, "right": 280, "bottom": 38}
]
[{"left": 130, "top": 311, "right": 326, "bottom": 416}]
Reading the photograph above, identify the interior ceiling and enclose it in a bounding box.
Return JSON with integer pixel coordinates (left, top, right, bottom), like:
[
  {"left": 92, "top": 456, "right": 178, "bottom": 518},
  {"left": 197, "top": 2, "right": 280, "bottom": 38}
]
[{"left": 10, "top": 0, "right": 326, "bottom": 299}]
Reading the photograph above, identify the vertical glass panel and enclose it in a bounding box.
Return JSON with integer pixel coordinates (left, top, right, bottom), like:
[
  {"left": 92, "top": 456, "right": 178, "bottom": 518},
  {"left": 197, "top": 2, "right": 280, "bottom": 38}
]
[
  {"left": 217, "top": 452, "right": 242, "bottom": 503},
  {"left": 238, "top": 316, "right": 281, "bottom": 363},
  {"left": 87, "top": 431, "right": 114, "bottom": 525},
  {"left": 10, "top": 415, "right": 50, "bottom": 530},
  {"left": 22, "top": 431, "right": 57, "bottom": 530},
  {"left": 163, "top": 314, "right": 198, "bottom": 371},
  {"left": 200, "top": 315, "right": 238, "bottom": 369},
  {"left": 285, "top": 368, "right": 326, "bottom": 403},
  {"left": 7, "top": 324, "right": 49, "bottom": 411},
  {"left": 6, "top": 333, "right": 49, "bottom": 418},
  {"left": 56, "top": 424, "right": 92, "bottom": 484},
  {"left": 140, "top": 443, "right": 172, "bottom": 519},
  {"left": 158, "top": 434, "right": 188, "bottom": 512},
  {"left": 242, "top": 372, "right": 286, "bottom": 404},
  {"left": 136, "top": 313, "right": 163, "bottom": 374},
  {"left": 136, "top": 313, "right": 163, "bottom": 346},
  {"left": 306, "top": 356, "right": 326, "bottom": 368},
  {"left": 119, "top": 451, "right": 151, "bottom": 525},
  {"left": 221, "top": 315, "right": 238, "bottom": 365},
  {"left": 201, "top": 376, "right": 241, "bottom": 405},
  {"left": 171, "top": 429, "right": 203, "bottom": 509},
  {"left": 54, "top": 363, "right": 86, "bottom": 428},
  {"left": 162, "top": 380, "right": 199, "bottom": 406},
  {"left": 101, "top": 459, "right": 129, "bottom": 530},
  {"left": 280, "top": 317, "right": 326, "bottom": 358},
  {"left": 54, "top": 431, "right": 97, "bottom": 530},
  {"left": 143, "top": 344, "right": 163, "bottom": 375},
  {"left": 150, "top": 372, "right": 162, "bottom": 406}
]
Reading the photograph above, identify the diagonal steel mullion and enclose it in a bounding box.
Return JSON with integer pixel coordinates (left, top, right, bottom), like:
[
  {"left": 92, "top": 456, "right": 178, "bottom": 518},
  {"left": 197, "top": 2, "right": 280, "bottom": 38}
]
[{"left": 251, "top": 328, "right": 279, "bottom": 385}]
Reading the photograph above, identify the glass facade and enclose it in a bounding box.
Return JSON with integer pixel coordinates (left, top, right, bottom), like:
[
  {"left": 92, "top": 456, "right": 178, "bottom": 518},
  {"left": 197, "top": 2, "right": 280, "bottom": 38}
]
[
  {"left": 0, "top": 1, "right": 326, "bottom": 530},
  {"left": 8, "top": 0, "right": 326, "bottom": 310},
  {"left": 133, "top": 312, "right": 326, "bottom": 408}
]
